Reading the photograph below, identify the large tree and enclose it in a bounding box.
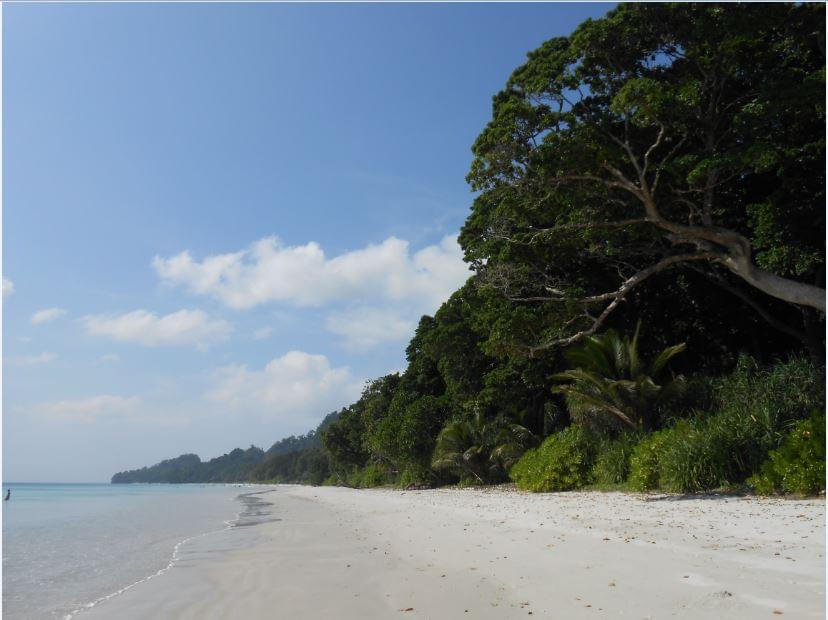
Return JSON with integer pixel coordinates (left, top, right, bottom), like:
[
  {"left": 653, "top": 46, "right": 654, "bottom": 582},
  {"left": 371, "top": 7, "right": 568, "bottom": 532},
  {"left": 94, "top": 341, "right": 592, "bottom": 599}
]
[{"left": 462, "top": 4, "right": 825, "bottom": 353}]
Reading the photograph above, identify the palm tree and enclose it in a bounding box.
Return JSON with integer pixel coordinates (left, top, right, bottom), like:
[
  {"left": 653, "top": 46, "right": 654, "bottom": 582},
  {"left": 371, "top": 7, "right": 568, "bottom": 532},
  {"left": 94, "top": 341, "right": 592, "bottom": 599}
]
[
  {"left": 490, "top": 423, "right": 540, "bottom": 471},
  {"left": 431, "top": 407, "right": 538, "bottom": 483},
  {"left": 552, "top": 323, "right": 685, "bottom": 432}
]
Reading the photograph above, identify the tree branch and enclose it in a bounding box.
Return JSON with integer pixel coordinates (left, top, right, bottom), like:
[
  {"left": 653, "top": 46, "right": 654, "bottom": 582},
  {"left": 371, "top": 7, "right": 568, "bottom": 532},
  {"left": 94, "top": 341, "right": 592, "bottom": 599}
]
[{"left": 529, "top": 252, "right": 719, "bottom": 353}]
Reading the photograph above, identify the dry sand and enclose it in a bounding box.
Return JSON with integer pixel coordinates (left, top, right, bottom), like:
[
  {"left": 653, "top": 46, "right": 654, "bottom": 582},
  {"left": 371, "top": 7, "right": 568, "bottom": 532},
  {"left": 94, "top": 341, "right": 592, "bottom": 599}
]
[{"left": 78, "top": 485, "right": 825, "bottom": 619}]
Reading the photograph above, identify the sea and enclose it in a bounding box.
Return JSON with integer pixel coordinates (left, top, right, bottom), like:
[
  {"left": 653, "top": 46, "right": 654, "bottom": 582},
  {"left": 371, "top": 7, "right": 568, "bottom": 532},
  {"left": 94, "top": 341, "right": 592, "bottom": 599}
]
[{"left": 2, "top": 482, "right": 274, "bottom": 620}]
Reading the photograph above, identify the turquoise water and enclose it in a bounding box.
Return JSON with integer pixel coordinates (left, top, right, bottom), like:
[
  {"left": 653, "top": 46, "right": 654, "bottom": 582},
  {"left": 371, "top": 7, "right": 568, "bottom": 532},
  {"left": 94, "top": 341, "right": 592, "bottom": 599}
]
[{"left": 2, "top": 483, "right": 260, "bottom": 620}]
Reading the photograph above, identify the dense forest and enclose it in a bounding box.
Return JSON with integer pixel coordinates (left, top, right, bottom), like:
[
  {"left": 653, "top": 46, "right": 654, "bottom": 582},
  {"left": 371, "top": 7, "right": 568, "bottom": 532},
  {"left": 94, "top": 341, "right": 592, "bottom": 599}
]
[
  {"left": 112, "top": 4, "right": 826, "bottom": 495},
  {"left": 112, "top": 411, "right": 339, "bottom": 484}
]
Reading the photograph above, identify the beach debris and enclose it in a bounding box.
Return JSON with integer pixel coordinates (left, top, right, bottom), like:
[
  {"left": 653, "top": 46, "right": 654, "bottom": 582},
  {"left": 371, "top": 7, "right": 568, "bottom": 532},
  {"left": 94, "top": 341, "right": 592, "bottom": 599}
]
[
  {"left": 397, "top": 608, "right": 414, "bottom": 612},
  {"left": 772, "top": 611, "right": 784, "bottom": 615}
]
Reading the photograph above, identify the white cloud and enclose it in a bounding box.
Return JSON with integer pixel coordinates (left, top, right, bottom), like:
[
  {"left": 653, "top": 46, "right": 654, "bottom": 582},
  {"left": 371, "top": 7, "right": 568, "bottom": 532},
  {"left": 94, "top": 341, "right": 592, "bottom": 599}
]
[
  {"left": 253, "top": 326, "right": 274, "bottom": 341},
  {"left": 153, "top": 234, "right": 470, "bottom": 310},
  {"left": 38, "top": 394, "right": 140, "bottom": 423},
  {"left": 3, "top": 277, "right": 14, "bottom": 297},
  {"left": 82, "top": 309, "right": 232, "bottom": 348},
  {"left": 325, "top": 307, "right": 415, "bottom": 351},
  {"left": 6, "top": 352, "right": 57, "bottom": 366},
  {"left": 30, "top": 308, "right": 67, "bottom": 325},
  {"left": 208, "top": 350, "right": 362, "bottom": 425}
]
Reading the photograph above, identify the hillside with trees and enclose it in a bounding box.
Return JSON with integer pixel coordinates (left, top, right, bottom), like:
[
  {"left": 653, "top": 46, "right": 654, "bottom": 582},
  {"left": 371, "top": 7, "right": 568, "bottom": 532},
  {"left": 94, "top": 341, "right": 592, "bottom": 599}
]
[{"left": 113, "top": 4, "right": 825, "bottom": 495}]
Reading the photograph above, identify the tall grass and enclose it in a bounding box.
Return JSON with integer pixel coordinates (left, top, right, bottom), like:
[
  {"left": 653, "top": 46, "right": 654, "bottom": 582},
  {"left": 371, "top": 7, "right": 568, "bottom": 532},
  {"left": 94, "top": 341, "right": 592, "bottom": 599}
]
[
  {"left": 593, "top": 432, "right": 643, "bottom": 486},
  {"left": 634, "top": 355, "right": 824, "bottom": 493}
]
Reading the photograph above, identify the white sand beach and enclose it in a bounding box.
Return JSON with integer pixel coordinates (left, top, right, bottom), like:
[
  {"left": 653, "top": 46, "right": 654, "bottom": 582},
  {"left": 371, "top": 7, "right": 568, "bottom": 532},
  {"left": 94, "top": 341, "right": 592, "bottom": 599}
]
[{"left": 78, "top": 486, "right": 825, "bottom": 619}]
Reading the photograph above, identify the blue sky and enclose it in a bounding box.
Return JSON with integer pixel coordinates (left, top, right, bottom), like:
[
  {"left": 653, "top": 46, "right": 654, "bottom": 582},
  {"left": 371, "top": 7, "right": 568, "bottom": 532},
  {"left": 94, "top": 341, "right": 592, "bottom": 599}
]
[{"left": 3, "top": 2, "right": 614, "bottom": 482}]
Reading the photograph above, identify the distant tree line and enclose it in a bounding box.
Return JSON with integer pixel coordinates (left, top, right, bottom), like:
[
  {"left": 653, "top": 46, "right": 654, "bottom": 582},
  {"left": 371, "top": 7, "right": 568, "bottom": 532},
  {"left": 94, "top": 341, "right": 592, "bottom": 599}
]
[{"left": 111, "top": 412, "right": 338, "bottom": 484}]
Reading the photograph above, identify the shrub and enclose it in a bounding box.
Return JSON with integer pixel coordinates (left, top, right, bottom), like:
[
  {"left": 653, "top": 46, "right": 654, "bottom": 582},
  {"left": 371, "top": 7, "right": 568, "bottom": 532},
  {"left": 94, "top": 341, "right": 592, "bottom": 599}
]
[
  {"left": 660, "top": 356, "right": 823, "bottom": 492},
  {"left": 639, "top": 355, "right": 825, "bottom": 494},
  {"left": 628, "top": 429, "right": 673, "bottom": 491},
  {"left": 713, "top": 355, "right": 824, "bottom": 431},
  {"left": 657, "top": 418, "right": 740, "bottom": 492},
  {"left": 510, "top": 426, "right": 599, "bottom": 492},
  {"left": 593, "top": 432, "right": 644, "bottom": 486},
  {"left": 749, "top": 410, "right": 826, "bottom": 496},
  {"left": 348, "top": 463, "right": 394, "bottom": 488},
  {"left": 399, "top": 464, "right": 433, "bottom": 489}
]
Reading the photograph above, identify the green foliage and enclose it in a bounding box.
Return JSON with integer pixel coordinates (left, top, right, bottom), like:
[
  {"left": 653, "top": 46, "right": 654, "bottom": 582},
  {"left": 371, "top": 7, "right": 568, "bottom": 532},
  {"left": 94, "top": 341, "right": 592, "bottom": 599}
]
[
  {"left": 629, "top": 356, "right": 825, "bottom": 493},
  {"left": 323, "top": 405, "right": 370, "bottom": 473},
  {"left": 373, "top": 394, "right": 451, "bottom": 477},
  {"left": 510, "top": 426, "right": 599, "bottom": 492},
  {"left": 250, "top": 448, "right": 331, "bottom": 485},
  {"left": 432, "top": 408, "right": 538, "bottom": 485},
  {"left": 462, "top": 3, "right": 825, "bottom": 358},
  {"left": 112, "top": 454, "right": 203, "bottom": 484},
  {"left": 593, "top": 432, "right": 643, "bottom": 486},
  {"left": 657, "top": 418, "right": 739, "bottom": 493},
  {"left": 749, "top": 410, "right": 826, "bottom": 496},
  {"left": 399, "top": 464, "right": 434, "bottom": 489},
  {"left": 112, "top": 447, "right": 265, "bottom": 484},
  {"left": 713, "top": 355, "right": 824, "bottom": 431},
  {"left": 628, "top": 430, "right": 672, "bottom": 492},
  {"left": 553, "top": 324, "right": 686, "bottom": 431},
  {"left": 347, "top": 463, "right": 395, "bottom": 489}
]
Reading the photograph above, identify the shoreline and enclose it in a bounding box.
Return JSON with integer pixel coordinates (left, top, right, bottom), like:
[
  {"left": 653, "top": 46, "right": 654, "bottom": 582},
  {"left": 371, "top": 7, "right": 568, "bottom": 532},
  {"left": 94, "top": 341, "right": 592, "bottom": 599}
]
[
  {"left": 66, "top": 486, "right": 278, "bottom": 620},
  {"left": 75, "top": 485, "right": 825, "bottom": 619}
]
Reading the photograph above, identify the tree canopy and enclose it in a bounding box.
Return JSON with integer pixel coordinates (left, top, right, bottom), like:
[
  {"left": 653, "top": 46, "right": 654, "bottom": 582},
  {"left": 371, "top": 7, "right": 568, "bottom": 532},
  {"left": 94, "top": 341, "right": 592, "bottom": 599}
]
[{"left": 462, "top": 3, "right": 825, "bottom": 353}]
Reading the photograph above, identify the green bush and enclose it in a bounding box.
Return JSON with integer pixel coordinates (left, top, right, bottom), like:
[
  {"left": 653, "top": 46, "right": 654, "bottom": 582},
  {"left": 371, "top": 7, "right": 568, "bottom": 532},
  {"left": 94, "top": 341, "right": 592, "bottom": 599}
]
[
  {"left": 657, "top": 418, "right": 740, "bottom": 492},
  {"left": 713, "top": 355, "right": 824, "bottom": 431},
  {"left": 348, "top": 463, "right": 395, "bottom": 488},
  {"left": 628, "top": 429, "right": 673, "bottom": 491},
  {"left": 593, "top": 432, "right": 643, "bottom": 486},
  {"left": 656, "top": 356, "right": 824, "bottom": 493},
  {"left": 626, "top": 356, "right": 824, "bottom": 494},
  {"left": 510, "top": 426, "right": 598, "bottom": 492},
  {"left": 749, "top": 410, "right": 826, "bottom": 496},
  {"left": 399, "top": 464, "right": 433, "bottom": 489}
]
